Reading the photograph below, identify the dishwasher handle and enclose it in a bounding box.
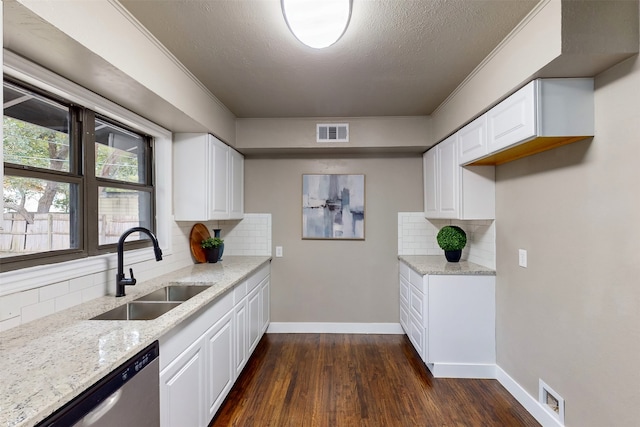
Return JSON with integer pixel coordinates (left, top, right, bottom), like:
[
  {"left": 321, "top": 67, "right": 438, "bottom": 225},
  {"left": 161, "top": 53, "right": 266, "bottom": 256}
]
[{"left": 81, "top": 389, "right": 122, "bottom": 425}]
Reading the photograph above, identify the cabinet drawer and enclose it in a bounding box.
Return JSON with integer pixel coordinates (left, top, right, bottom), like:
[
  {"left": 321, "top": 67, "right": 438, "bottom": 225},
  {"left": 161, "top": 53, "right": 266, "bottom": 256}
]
[
  {"left": 409, "top": 285, "right": 425, "bottom": 323},
  {"left": 247, "top": 263, "right": 269, "bottom": 293},
  {"left": 233, "top": 280, "right": 247, "bottom": 303},
  {"left": 409, "top": 268, "right": 423, "bottom": 290},
  {"left": 408, "top": 314, "right": 425, "bottom": 360},
  {"left": 399, "top": 262, "right": 410, "bottom": 281},
  {"left": 399, "top": 303, "right": 409, "bottom": 335},
  {"left": 399, "top": 276, "right": 410, "bottom": 306}
]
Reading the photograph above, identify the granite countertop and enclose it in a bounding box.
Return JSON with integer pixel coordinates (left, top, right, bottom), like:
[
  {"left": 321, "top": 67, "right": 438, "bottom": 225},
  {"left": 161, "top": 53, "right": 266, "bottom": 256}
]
[
  {"left": 0, "top": 256, "right": 271, "bottom": 427},
  {"left": 398, "top": 255, "right": 496, "bottom": 276}
]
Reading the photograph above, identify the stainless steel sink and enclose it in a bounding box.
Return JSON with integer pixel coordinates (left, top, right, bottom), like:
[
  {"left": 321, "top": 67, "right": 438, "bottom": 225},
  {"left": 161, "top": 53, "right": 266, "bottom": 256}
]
[
  {"left": 133, "top": 285, "right": 209, "bottom": 302},
  {"left": 90, "top": 285, "right": 209, "bottom": 320},
  {"left": 91, "top": 302, "right": 181, "bottom": 320}
]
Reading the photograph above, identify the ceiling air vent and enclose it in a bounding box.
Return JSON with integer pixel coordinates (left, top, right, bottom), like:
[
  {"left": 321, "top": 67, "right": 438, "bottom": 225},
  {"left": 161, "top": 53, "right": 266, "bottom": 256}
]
[{"left": 317, "top": 123, "right": 349, "bottom": 143}]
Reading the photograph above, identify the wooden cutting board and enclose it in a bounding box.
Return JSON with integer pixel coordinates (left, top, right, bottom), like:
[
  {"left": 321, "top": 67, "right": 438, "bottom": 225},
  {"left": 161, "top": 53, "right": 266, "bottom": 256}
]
[{"left": 189, "top": 223, "right": 210, "bottom": 263}]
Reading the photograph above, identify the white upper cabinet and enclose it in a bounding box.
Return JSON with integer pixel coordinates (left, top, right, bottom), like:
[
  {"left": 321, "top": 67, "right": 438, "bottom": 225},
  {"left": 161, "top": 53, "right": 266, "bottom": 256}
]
[
  {"left": 423, "top": 78, "right": 592, "bottom": 220},
  {"left": 458, "top": 115, "right": 488, "bottom": 165},
  {"left": 174, "top": 133, "right": 244, "bottom": 221},
  {"left": 423, "top": 146, "right": 439, "bottom": 219},
  {"left": 210, "top": 137, "right": 230, "bottom": 219},
  {"left": 471, "top": 78, "right": 594, "bottom": 165},
  {"left": 229, "top": 147, "right": 244, "bottom": 219},
  {"left": 486, "top": 80, "right": 537, "bottom": 155},
  {"left": 436, "top": 135, "right": 459, "bottom": 217},
  {"left": 424, "top": 134, "right": 495, "bottom": 220}
]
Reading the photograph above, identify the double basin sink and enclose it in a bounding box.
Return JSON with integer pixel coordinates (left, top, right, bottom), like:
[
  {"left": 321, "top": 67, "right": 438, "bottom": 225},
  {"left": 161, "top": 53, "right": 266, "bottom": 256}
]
[{"left": 91, "top": 285, "right": 209, "bottom": 320}]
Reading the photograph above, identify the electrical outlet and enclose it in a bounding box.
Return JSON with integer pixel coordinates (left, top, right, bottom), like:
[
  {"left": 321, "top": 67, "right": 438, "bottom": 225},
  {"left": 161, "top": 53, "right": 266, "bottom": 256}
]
[
  {"left": 518, "top": 249, "right": 527, "bottom": 267},
  {"left": 275, "top": 246, "right": 283, "bottom": 257}
]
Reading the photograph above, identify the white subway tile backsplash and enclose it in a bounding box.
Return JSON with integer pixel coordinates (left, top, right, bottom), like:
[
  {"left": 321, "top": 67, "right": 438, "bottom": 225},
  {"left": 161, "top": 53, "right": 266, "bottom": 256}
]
[
  {"left": 397, "top": 212, "right": 495, "bottom": 268},
  {"left": 69, "top": 275, "right": 96, "bottom": 293},
  {"left": 82, "top": 284, "right": 107, "bottom": 302},
  {"left": 0, "top": 289, "right": 39, "bottom": 321},
  {"left": 21, "top": 300, "right": 55, "bottom": 323},
  {"left": 0, "top": 316, "right": 21, "bottom": 332},
  {"left": 214, "top": 213, "right": 272, "bottom": 257},
  {"left": 39, "top": 281, "right": 70, "bottom": 301},
  {"left": 55, "top": 291, "right": 83, "bottom": 312}
]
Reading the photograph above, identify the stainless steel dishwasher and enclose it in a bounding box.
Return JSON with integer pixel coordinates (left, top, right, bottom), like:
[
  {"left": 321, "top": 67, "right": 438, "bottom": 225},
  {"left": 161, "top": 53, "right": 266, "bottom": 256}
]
[{"left": 37, "top": 341, "right": 160, "bottom": 427}]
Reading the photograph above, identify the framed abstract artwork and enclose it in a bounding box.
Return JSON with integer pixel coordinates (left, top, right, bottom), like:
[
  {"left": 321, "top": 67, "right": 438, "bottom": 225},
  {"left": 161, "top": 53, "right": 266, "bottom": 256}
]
[{"left": 302, "top": 174, "right": 365, "bottom": 240}]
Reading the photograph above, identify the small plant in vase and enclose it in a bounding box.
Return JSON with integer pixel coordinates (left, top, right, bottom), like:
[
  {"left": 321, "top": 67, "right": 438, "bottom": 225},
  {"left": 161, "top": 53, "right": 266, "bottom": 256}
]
[
  {"left": 436, "top": 225, "right": 467, "bottom": 262},
  {"left": 201, "top": 237, "right": 224, "bottom": 263}
]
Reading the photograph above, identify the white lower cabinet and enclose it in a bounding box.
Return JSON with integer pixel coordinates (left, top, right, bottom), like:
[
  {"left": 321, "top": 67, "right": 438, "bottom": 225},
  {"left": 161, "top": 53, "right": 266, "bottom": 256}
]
[
  {"left": 248, "top": 285, "right": 262, "bottom": 354},
  {"left": 160, "top": 339, "right": 206, "bottom": 427},
  {"left": 260, "top": 276, "right": 270, "bottom": 334},
  {"left": 205, "top": 311, "right": 234, "bottom": 419},
  {"left": 160, "top": 263, "right": 271, "bottom": 427},
  {"left": 399, "top": 261, "right": 495, "bottom": 379},
  {"left": 234, "top": 294, "right": 248, "bottom": 377},
  {"left": 399, "top": 275, "right": 410, "bottom": 333}
]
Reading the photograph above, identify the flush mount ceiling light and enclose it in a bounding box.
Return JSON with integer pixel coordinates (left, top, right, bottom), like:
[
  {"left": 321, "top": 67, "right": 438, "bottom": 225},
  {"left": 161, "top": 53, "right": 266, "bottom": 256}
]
[{"left": 281, "top": 0, "right": 352, "bottom": 49}]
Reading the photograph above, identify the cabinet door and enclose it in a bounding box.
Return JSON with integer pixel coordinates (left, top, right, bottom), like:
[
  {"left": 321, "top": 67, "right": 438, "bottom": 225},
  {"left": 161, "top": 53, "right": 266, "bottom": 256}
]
[
  {"left": 399, "top": 275, "right": 410, "bottom": 308},
  {"left": 234, "top": 298, "right": 248, "bottom": 377},
  {"left": 260, "top": 276, "right": 270, "bottom": 334},
  {"left": 487, "top": 81, "right": 536, "bottom": 153},
  {"left": 399, "top": 276, "right": 410, "bottom": 334},
  {"left": 423, "top": 149, "right": 438, "bottom": 218},
  {"left": 160, "top": 341, "right": 206, "bottom": 427},
  {"left": 409, "top": 283, "right": 425, "bottom": 325},
  {"left": 408, "top": 314, "right": 425, "bottom": 361},
  {"left": 437, "top": 135, "right": 459, "bottom": 218},
  {"left": 173, "top": 134, "right": 209, "bottom": 221},
  {"left": 399, "top": 302, "right": 409, "bottom": 335},
  {"left": 209, "top": 136, "right": 230, "bottom": 219},
  {"left": 229, "top": 148, "right": 244, "bottom": 219},
  {"left": 458, "top": 115, "right": 488, "bottom": 165},
  {"left": 204, "top": 311, "right": 234, "bottom": 421},
  {"left": 247, "top": 286, "right": 262, "bottom": 354}
]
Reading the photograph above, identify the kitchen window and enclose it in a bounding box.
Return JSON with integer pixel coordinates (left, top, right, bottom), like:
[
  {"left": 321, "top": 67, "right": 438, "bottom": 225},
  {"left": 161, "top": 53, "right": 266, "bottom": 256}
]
[{"left": 1, "top": 79, "right": 155, "bottom": 272}]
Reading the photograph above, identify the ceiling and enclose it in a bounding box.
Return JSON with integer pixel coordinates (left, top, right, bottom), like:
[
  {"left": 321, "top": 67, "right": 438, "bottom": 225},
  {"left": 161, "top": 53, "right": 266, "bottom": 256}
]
[{"left": 119, "top": 0, "right": 538, "bottom": 119}]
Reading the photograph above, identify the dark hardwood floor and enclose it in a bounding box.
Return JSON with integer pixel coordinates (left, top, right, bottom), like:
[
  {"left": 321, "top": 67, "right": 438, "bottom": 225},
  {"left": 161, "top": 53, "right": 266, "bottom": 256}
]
[{"left": 210, "top": 334, "right": 540, "bottom": 427}]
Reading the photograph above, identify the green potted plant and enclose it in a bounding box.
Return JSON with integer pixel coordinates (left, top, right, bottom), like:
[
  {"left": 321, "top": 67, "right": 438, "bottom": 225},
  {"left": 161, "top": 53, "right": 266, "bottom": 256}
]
[
  {"left": 201, "top": 237, "right": 224, "bottom": 263},
  {"left": 436, "top": 225, "right": 467, "bottom": 262}
]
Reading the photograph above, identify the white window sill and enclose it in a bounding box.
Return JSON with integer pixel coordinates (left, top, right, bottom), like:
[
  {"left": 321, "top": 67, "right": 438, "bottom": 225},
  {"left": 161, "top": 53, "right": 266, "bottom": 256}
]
[{"left": 0, "top": 248, "right": 171, "bottom": 297}]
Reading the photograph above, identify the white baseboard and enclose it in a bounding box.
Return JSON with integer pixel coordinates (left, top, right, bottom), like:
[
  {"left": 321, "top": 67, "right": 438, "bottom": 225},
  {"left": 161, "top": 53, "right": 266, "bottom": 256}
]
[
  {"left": 496, "top": 366, "right": 564, "bottom": 427},
  {"left": 428, "top": 362, "right": 496, "bottom": 379},
  {"left": 267, "top": 322, "right": 403, "bottom": 334}
]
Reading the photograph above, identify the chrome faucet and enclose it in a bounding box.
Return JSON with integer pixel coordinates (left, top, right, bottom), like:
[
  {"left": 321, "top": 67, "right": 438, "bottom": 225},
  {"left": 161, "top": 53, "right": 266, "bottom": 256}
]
[{"left": 116, "top": 227, "right": 163, "bottom": 297}]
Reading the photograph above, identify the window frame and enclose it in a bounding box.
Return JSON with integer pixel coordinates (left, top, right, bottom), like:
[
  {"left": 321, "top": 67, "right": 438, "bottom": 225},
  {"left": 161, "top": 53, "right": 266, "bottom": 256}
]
[
  {"left": 87, "top": 112, "right": 157, "bottom": 256},
  {"left": 1, "top": 51, "right": 172, "bottom": 283},
  {"left": 2, "top": 79, "right": 86, "bottom": 271}
]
